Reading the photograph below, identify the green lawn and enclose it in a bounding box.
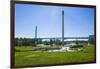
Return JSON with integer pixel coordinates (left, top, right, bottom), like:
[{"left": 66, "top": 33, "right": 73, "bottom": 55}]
[
  {"left": 15, "top": 45, "right": 95, "bottom": 67},
  {"left": 15, "top": 45, "right": 61, "bottom": 51}
]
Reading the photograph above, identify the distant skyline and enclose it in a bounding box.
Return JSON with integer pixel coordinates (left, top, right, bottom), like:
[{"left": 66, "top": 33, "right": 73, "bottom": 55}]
[{"left": 15, "top": 4, "right": 94, "bottom": 38}]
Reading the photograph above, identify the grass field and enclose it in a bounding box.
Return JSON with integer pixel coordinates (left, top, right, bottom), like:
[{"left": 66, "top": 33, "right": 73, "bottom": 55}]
[{"left": 15, "top": 45, "right": 95, "bottom": 67}]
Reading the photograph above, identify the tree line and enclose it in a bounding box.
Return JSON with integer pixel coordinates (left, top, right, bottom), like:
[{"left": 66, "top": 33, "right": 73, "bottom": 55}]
[
  {"left": 15, "top": 38, "right": 62, "bottom": 46},
  {"left": 15, "top": 37, "right": 91, "bottom": 46}
]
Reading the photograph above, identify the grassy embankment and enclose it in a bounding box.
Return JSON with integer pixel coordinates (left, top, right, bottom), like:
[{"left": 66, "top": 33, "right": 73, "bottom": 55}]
[{"left": 15, "top": 45, "right": 95, "bottom": 67}]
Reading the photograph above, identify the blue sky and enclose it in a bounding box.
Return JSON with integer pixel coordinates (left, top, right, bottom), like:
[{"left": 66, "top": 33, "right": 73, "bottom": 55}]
[{"left": 15, "top": 4, "right": 94, "bottom": 38}]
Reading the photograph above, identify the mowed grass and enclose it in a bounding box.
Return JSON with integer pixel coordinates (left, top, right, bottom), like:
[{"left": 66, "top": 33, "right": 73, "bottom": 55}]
[
  {"left": 15, "top": 45, "right": 95, "bottom": 67},
  {"left": 15, "top": 45, "right": 61, "bottom": 51}
]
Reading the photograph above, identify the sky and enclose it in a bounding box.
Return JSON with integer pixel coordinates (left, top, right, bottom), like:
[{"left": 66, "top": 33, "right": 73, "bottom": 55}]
[{"left": 15, "top": 4, "right": 94, "bottom": 38}]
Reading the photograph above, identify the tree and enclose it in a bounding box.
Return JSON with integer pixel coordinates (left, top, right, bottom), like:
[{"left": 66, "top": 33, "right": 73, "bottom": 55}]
[
  {"left": 55, "top": 39, "right": 61, "bottom": 46},
  {"left": 50, "top": 39, "right": 53, "bottom": 47},
  {"left": 15, "top": 38, "right": 18, "bottom": 46},
  {"left": 88, "top": 35, "right": 95, "bottom": 45},
  {"left": 75, "top": 40, "right": 79, "bottom": 45}
]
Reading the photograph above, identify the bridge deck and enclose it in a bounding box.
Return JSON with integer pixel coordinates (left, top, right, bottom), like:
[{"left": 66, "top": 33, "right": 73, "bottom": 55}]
[{"left": 34, "top": 37, "right": 88, "bottom": 39}]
